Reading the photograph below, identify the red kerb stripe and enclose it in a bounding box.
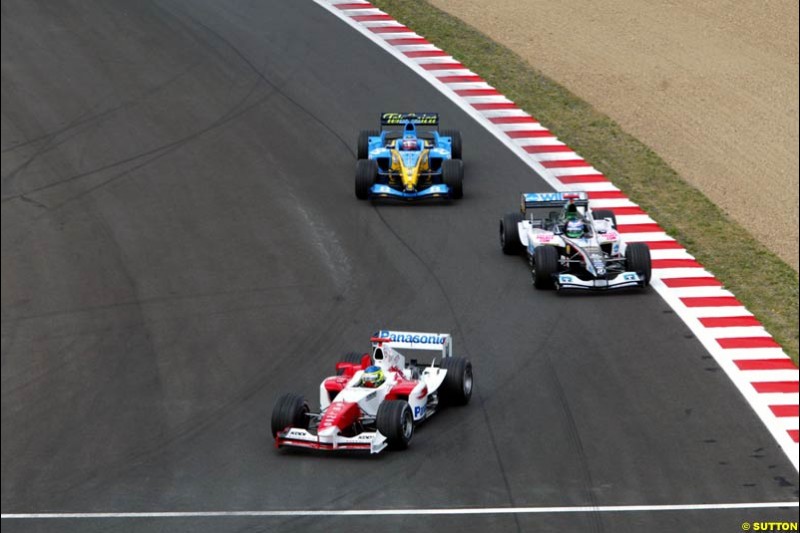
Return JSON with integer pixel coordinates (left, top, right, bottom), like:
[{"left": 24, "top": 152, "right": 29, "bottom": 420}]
[
  {"left": 699, "top": 316, "right": 760, "bottom": 328},
  {"left": 734, "top": 359, "right": 797, "bottom": 370},
  {"left": 438, "top": 75, "right": 484, "bottom": 83},
  {"left": 541, "top": 159, "right": 590, "bottom": 168},
  {"left": 506, "top": 130, "right": 553, "bottom": 138},
  {"left": 386, "top": 38, "right": 431, "bottom": 46},
  {"left": 422, "top": 62, "right": 465, "bottom": 70},
  {"left": 718, "top": 337, "right": 782, "bottom": 349},
  {"left": 336, "top": 3, "right": 375, "bottom": 9},
  {"left": 642, "top": 240, "right": 683, "bottom": 250},
  {"left": 662, "top": 277, "right": 722, "bottom": 287},
  {"left": 370, "top": 25, "right": 411, "bottom": 33},
  {"left": 524, "top": 145, "right": 573, "bottom": 154},
  {"left": 752, "top": 381, "right": 799, "bottom": 394},
  {"left": 588, "top": 191, "right": 626, "bottom": 199},
  {"left": 770, "top": 405, "right": 799, "bottom": 417},
  {"left": 490, "top": 116, "right": 537, "bottom": 124},
  {"left": 472, "top": 103, "right": 519, "bottom": 110},
  {"left": 681, "top": 296, "right": 743, "bottom": 307},
  {"left": 403, "top": 50, "right": 447, "bottom": 58},
  {"left": 617, "top": 223, "right": 663, "bottom": 233},
  {"left": 352, "top": 14, "right": 392, "bottom": 21},
  {"left": 788, "top": 430, "right": 799, "bottom": 443},
  {"left": 455, "top": 88, "right": 499, "bottom": 96},
  {"left": 652, "top": 259, "right": 702, "bottom": 268},
  {"left": 606, "top": 206, "right": 646, "bottom": 216},
  {"left": 558, "top": 174, "right": 609, "bottom": 184}
]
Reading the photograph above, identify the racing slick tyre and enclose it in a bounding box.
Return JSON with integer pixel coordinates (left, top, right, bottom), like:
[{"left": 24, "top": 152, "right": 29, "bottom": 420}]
[
  {"left": 442, "top": 159, "right": 464, "bottom": 199},
  {"left": 376, "top": 400, "right": 414, "bottom": 450},
  {"left": 500, "top": 212, "right": 524, "bottom": 255},
  {"left": 357, "top": 129, "right": 379, "bottom": 159},
  {"left": 625, "top": 242, "right": 652, "bottom": 287},
  {"left": 336, "top": 351, "right": 370, "bottom": 375},
  {"left": 532, "top": 245, "right": 559, "bottom": 289},
  {"left": 440, "top": 129, "right": 462, "bottom": 160},
  {"left": 440, "top": 356, "right": 473, "bottom": 406},
  {"left": 271, "top": 393, "right": 309, "bottom": 438},
  {"left": 355, "top": 159, "right": 378, "bottom": 200},
  {"left": 592, "top": 209, "right": 617, "bottom": 229}
]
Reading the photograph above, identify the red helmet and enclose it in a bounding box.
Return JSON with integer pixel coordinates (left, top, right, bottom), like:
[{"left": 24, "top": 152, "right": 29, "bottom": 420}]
[{"left": 402, "top": 137, "right": 418, "bottom": 151}]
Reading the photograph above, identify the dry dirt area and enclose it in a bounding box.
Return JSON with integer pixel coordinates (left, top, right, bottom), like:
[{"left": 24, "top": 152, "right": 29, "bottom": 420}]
[{"left": 429, "top": 0, "right": 799, "bottom": 270}]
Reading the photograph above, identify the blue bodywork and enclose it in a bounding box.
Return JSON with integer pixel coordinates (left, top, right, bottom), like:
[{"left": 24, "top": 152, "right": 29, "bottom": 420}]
[{"left": 365, "top": 120, "right": 456, "bottom": 200}]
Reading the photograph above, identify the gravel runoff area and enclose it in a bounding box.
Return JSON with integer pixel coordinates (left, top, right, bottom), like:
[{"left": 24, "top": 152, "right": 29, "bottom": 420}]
[{"left": 429, "top": 0, "right": 799, "bottom": 271}]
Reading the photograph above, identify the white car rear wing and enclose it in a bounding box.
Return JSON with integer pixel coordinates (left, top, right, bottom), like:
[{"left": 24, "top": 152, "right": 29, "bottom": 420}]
[{"left": 371, "top": 330, "right": 452, "bottom": 358}]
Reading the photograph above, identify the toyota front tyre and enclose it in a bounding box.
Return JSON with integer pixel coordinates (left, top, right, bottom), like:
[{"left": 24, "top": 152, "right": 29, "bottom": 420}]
[
  {"left": 440, "top": 356, "right": 473, "bottom": 406},
  {"left": 271, "top": 393, "right": 309, "bottom": 438},
  {"left": 376, "top": 400, "right": 414, "bottom": 450}
]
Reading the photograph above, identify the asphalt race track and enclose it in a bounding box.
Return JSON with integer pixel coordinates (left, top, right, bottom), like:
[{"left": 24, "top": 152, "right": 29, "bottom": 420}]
[{"left": 2, "top": 1, "right": 797, "bottom": 531}]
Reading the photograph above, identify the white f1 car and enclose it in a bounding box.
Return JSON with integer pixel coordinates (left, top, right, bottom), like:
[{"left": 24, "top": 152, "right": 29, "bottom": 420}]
[
  {"left": 499, "top": 191, "right": 651, "bottom": 290},
  {"left": 271, "top": 330, "right": 473, "bottom": 454}
]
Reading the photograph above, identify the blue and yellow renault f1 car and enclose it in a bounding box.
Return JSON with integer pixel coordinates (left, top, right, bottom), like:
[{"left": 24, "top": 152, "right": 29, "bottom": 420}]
[{"left": 355, "top": 113, "right": 463, "bottom": 201}]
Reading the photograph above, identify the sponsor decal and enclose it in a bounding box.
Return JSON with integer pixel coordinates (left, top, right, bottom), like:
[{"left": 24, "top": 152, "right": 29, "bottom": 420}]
[
  {"left": 536, "top": 233, "right": 554, "bottom": 243},
  {"left": 524, "top": 192, "right": 564, "bottom": 203},
  {"left": 559, "top": 275, "right": 574, "bottom": 283},
  {"left": 377, "top": 330, "right": 447, "bottom": 345},
  {"left": 381, "top": 112, "right": 439, "bottom": 126},
  {"left": 623, "top": 273, "right": 640, "bottom": 281},
  {"left": 414, "top": 405, "right": 427, "bottom": 418},
  {"left": 523, "top": 192, "right": 588, "bottom": 203}
]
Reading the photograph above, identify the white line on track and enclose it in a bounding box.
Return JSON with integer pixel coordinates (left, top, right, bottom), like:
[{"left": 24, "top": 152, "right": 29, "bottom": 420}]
[{"left": 3, "top": 502, "right": 798, "bottom": 519}]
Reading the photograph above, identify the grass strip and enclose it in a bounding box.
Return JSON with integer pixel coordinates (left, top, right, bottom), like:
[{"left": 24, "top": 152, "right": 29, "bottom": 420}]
[{"left": 373, "top": 0, "right": 799, "bottom": 363}]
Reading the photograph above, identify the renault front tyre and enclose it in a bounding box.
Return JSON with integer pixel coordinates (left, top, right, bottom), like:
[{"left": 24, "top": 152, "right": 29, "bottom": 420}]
[
  {"left": 442, "top": 159, "right": 463, "bottom": 199},
  {"left": 355, "top": 159, "right": 378, "bottom": 200}
]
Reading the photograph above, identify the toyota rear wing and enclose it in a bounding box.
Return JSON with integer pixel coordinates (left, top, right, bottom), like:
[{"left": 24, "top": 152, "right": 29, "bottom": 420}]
[
  {"left": 520, "top": 191, "right": 589, "bottom": 214},
  {"left": 371, "top": 329, "right": 452, "bottom": 358}
]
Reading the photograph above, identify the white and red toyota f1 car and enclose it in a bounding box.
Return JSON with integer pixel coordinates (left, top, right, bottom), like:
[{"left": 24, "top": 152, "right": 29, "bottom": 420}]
[{"left": 271, "top": 330, "right": 473, "bottom": 454}]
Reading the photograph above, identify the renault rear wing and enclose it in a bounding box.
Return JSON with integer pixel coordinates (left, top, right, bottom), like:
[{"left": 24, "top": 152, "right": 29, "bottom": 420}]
[
  {"left": 371, "top": 329, "right": 452, "bottom": 358},
  {"left": 520, "top": 191, "right": 589, "bottom": 213},
  {"left": 380, "top": 112, "right": 439, "bottom": 127}
]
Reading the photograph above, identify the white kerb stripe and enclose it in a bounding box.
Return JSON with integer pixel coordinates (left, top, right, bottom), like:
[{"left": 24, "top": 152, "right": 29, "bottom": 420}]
[
  {"left": 513, "top": 137, "right": 564, "bottom": 147},
  {"left": 494, "top": 122, "right": 547, "bottom": 131},
  {"left": 560, "top": 182, "right": 619, "bottom": 192},
  {"left": 530, "top": 152, "right": 581, "bottom": 162},
  {"left": 665, "top": 286, "right": 733, "bottom": 298},
  {"left": 650, "top": 249, "right": 695, "bottom": 261},
  {"left": 410, "top": 56, "right": 458, "bottom": 64},
  {"left": 709, "top": 326, "right": 771, "bottom": 339},
  {"left": 548, "top": 166, "right": 602, "bottom": 177},
  {"left": 590, "top": 198, "right": 639, "bottom": 208},
  {"left": 395, "top": 45, "right": 442, "bottom": 53}
]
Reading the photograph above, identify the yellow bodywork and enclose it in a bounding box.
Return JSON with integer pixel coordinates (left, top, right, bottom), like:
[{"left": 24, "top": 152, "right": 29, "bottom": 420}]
[{"left": 390, "top": 149, "right": 430, "bottom": 191}]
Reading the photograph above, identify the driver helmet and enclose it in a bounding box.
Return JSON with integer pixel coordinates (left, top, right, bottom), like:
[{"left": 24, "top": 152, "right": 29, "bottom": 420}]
[
  {"left": 360, "top": 365, "right": 385, "bottom": 388},
  {"left": 565, "top": 218, "right": 585, "bottom": 239},
  {"left": 401, "top": 137, "right": 418, "bottom": 151}
]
